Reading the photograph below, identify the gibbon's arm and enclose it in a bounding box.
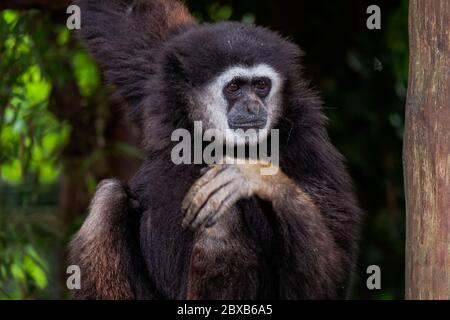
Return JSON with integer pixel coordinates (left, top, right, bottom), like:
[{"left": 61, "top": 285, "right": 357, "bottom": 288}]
[
  {"left": 69, "top": 180, "right": 155, "bottom": 299},
  {"left": 76, "top": 0, "right": 195, "bottom": 120},
  {"left": 182, "top": 160, "right": 348, "bottom": 299}
]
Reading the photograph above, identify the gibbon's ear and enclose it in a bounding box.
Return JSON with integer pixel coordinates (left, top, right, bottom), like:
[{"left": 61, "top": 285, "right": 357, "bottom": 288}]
[
  {"left": 76, "top": 0, "right": 196, "bottom": 121},
  {"left": 163, "top": 51, "right": 191, "bottom": 87}
]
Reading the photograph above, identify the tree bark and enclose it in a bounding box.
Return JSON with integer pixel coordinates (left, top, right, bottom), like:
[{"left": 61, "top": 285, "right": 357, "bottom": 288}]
[{"left": 404, "top": 0, "right": 450, "bottom": 300}]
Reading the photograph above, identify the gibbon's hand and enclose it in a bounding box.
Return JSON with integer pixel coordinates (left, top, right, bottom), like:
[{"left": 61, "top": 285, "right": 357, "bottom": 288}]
[{"left": 181, "top": 157, "right": 276, "bottom": 230}]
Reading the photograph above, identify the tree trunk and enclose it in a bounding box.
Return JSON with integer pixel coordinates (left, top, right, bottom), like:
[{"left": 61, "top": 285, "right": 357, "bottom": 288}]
[{"left": 404, "top": 0, "right": 450, "bottom": 300}]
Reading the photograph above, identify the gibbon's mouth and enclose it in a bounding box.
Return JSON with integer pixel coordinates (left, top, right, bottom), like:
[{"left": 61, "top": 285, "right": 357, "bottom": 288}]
[{"left": 228, "top": 120, "right": 267, "bottom": 130}]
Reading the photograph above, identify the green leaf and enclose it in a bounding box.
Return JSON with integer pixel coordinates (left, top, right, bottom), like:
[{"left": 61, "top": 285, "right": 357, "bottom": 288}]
[
  {"left": 72, "top": 51, "right": 100, "bottom": 96},
  {"left": 2, "top": 10, "right": 19, "bottom": 25}
]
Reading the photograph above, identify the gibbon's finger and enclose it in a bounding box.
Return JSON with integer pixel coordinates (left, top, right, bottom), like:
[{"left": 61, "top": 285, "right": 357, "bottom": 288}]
[
  {"left": 182, "top": 169, "right": 235, "bottom": 228},
  {"left": 181, "top": 165, "right": 226, "bottom": 213},
  {"left": 182, "top": 166, "right": 238, "bottom": 228},
  {"left": 199, "top": 164, "right": 216, "bottom": 175},
  {"left": 190, "top": 181, "right": 241, "bottom": 230},
  {"left": 185, "top": 166, "right": 240, "bottom": 219},
  {"left": 182, "top": 180, "right": 232, "bottom": 229}
]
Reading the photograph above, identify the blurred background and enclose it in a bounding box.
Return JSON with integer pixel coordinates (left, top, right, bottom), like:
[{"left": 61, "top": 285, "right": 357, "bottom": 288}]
[{"left": 0, "top": 0, "right": 408, "bottom": 299}]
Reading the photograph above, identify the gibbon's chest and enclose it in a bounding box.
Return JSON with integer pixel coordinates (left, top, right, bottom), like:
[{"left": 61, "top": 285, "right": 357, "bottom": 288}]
[{"left": 139, "top": 196, "right": 277, "bottom": 299}]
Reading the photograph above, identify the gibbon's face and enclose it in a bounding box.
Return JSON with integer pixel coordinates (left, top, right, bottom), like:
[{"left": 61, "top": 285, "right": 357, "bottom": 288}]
[
  {"left": 164, "top": 21, "right": 300, "bottom": 145},
  {"left": 192, "top": 64, "right": 283, "bottom": 146}
]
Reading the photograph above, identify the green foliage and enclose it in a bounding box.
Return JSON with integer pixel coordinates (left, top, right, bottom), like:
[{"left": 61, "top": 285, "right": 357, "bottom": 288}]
[
  {"left": 191, "top": 0, "right": 254, "bottom": 24},
  {"left": 1, "top": 244, "right": 48, "bottom": 299},
  {"left": 208, "top": 2, "right": 233, "bottom": 22},
  {"left": 0, "top": 10, "right": 74, "bottom": 299},
  {"left": 72, "top": 51, "right": 100, "bottom": 97},
  {"left": 0, "top": 11, "right": 70, "bottom": 186},
  {"left": 0, "top": 8, "right": 140, "bottom": 299}
]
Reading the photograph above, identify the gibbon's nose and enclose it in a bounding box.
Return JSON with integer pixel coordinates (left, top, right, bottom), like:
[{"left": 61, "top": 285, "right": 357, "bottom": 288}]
[
  {"left": 247, "top": 100, "right": 261, "bottom": 116},
  {"left": 227, "top": 100, "right": 268, "bottom": 130}
]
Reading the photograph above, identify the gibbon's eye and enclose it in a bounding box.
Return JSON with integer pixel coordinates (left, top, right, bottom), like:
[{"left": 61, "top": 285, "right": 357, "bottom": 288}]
[
  {"left": 256, "top": 80, "right": 268, "bottom": 90},
  {"left": 254, "top": 79, "right": 271, "bottom": 97},
  {"left": 226, "top": 82, "right": 240, "bottom": 94}
]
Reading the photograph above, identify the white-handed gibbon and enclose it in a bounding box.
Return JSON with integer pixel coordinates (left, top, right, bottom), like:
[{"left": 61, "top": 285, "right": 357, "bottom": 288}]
[{"left": 69, "top": 0, "right": 362, "bottom": 299}]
